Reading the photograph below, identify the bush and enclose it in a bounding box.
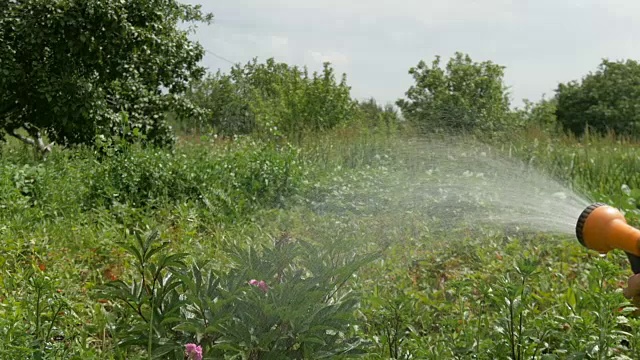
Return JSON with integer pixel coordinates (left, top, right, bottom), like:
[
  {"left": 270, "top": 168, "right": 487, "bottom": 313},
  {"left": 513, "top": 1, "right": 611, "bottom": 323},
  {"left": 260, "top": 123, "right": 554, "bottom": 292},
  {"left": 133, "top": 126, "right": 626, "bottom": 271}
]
[
  {"left": 99, "top": 230, "right": 375, "bottom": 359},
  {"left": 187, "top": 58, "right": 357, "bottom": 141},
  {"left": 555, "top": 59, "right": 640, "bottom": 137},
  {"left": 515, "top": 97, "right": 560, "bottom": 134},
  {"left": 86, "top": 138, "right": 305, "bottom": 219},
  {"left": 354, "top": 98, "right": 403, "bottom": 135},
  {"left": 397, "top": 52, "right": 515, "bottom": 135}
]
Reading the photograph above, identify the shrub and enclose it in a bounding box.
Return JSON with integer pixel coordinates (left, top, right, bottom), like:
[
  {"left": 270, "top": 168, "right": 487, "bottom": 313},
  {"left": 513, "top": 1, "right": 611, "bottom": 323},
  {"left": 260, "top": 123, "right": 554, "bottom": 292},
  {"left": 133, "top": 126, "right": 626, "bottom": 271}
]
[
  {"left": 397, "top": 52, "right": 515, "bottom": 135},
  {"left": 187, "top": 58, "right": 357, "bottom": 141},
  {"left": 99, "top": 229, "right": 376, "bottom": 359},
  {"left": 555, "top": 59, "right": 640, "bottom": 137},
  {"left": 512, "top": 97, "right": 560, "bottom": 135},
  {"left": 86, "top": 138, "right": 305, "bottom": 219},
  {"left": 354, "top": 98, "right": 403, "bottom": 135}
]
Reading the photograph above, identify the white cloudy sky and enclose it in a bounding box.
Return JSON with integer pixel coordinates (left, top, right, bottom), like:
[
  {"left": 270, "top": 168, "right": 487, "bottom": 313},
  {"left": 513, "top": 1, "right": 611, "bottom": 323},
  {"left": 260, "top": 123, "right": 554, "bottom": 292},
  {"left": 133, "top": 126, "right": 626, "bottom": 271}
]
[{"left": 182, "top": 0, "right": 640, "bottom": 108}]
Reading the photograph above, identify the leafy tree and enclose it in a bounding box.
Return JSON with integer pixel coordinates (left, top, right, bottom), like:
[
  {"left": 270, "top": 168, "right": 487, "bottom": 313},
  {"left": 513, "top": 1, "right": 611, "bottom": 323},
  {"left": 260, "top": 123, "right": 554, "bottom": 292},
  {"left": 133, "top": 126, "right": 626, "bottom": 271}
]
[
  {"left": 396, "top": 52, "right": 513, "bottom": 134},
  {"left": 185, "top": 69, "right": 257, "bottom": 136},
  {"left": 355, "top": 97, "right": 402, "bottom": 134},
  {"left": 555, "top": 59, "right": 640, "bottom": 137},
  {"left": 0, "top": 0, "right": 212, "bottom": 155},
  {"left": 514, "top": 96, "right": 560, "bottom": 134},
  {"left": 187, "top": 58, "right": 356, "bottom": 141}
]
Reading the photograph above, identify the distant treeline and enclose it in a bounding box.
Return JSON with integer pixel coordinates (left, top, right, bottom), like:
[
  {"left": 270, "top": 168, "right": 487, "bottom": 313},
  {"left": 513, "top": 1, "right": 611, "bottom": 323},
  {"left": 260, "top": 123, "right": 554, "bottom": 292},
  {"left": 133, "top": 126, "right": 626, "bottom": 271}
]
[{"left": 2, "top": 0, "right": 640, "bottom": 156}]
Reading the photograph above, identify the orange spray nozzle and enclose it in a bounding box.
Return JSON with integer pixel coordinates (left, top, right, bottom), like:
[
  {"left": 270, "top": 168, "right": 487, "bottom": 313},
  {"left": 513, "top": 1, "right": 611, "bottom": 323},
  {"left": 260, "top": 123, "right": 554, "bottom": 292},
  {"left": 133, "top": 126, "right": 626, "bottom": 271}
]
[{"left": 576, "top": 203, "right": 640, "bottom": 273}]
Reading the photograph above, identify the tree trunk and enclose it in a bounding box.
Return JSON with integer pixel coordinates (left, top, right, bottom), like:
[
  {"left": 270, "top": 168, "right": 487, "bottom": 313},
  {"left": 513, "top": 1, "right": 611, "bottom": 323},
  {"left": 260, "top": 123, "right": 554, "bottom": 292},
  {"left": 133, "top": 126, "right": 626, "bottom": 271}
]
[{"left": 7, "top": 125, "right": 55, "bottom": 159}]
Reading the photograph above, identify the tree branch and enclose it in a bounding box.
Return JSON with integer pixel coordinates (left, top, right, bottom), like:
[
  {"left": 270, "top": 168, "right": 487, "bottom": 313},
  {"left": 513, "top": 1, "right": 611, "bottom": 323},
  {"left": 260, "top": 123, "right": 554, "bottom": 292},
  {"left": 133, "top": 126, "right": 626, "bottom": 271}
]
[
  {"left": 8, "top": 126, "right": 55, "bottom": 159},
  {"left": 10, "top": 128, "right": 36, "bottom": 146}
]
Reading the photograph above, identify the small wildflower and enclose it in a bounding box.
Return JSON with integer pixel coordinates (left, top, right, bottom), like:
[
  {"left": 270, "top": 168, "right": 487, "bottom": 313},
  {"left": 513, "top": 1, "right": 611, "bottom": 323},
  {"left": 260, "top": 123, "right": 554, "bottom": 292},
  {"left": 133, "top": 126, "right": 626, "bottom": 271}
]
[
  {"left": 185, "top": 343, "right": 202, "bottom": 360},
  {"left": 249, "top": 279, "right": 269, "bottom": 293}
]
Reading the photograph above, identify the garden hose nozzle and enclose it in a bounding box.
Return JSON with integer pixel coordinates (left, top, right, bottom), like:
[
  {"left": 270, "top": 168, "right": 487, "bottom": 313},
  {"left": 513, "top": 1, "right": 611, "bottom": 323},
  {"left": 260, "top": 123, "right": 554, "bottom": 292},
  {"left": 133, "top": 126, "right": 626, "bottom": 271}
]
[{"left": 576, "top": 203, "right": 640, "bottom": 273}]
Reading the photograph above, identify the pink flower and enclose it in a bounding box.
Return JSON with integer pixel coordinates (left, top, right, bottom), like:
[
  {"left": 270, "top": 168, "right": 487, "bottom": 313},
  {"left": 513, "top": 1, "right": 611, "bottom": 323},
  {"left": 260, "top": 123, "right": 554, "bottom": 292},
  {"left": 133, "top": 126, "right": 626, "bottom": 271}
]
[
  {"left": 185, "top": 343, "right": 202, "bottom": 360},
  {"left": 248, "top": 279, "right": 269, "bottom": 293}
]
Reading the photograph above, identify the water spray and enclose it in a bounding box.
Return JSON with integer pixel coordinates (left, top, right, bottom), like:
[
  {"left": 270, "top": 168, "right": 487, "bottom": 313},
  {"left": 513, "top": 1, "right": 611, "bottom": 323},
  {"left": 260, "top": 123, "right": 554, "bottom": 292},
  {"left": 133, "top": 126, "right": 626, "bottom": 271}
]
[{"left": 576, "top": 203, "right": 640, "bottom": 273}]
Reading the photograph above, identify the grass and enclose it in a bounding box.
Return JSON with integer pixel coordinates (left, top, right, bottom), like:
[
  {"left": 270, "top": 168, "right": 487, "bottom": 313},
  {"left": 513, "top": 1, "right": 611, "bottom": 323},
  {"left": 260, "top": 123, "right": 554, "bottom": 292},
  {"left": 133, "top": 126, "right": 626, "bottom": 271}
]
[{"left": 2, "top": 126, "right": 640, "bottom": 359}]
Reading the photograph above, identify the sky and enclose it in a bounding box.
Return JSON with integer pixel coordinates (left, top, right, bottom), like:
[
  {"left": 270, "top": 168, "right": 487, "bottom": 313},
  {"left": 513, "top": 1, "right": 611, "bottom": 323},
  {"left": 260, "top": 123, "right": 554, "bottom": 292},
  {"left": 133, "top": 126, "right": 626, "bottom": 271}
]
[{"left": 182, "top": 0, "right": 640, "bottom": 108}]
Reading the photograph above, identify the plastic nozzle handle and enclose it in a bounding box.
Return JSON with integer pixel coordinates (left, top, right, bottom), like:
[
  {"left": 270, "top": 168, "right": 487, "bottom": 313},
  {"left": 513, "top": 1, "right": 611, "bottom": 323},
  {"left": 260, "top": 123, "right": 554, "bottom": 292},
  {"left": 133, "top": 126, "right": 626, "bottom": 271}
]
[
  {"left": 577, "top": 203, "right": 640, "bottom": 274},
  {"left": 627, "top": 253, "right": 640, "bottom": 274}
]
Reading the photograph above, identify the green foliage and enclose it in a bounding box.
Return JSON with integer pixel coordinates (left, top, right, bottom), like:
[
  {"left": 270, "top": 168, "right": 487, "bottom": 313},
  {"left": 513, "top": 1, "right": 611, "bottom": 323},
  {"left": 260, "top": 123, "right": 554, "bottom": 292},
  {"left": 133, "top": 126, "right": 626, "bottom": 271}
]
[
  {"left": 101, "top": 230, "right": 189, "bottom": 359},
  {"left": 87, "top": 138, "right": 304, "bottom": 221},
  {"left": 555, "top": 59, "right": 640, "bottom": 137},
  {"left": 187, "top": 58, "right": 357, "bottom": 140},
  {"left": 397, "top": 52, "right": 515, "bottom": 134},
  {"left": 0, "top": 268, "right": 71, "bottom": 359},
  {"left": 0, "top": 0, "right": 212, "bottom": 150},
  {"left": 7, "top": 121, "right": 640, "bottom": 359},
  {"left": 501, "top": 135, "right": 640, "bottom": 203},
  {"left": 101, "top": 228, "right": 374, "bottom": 359},
  {"left": 0, "top": 137, "right": 304, "bottom": 233},
  {"left": 354, "top": 98, "right": 403, "bottom": 135},
  {"left": 183, "top": 70, "right": 255, "bottom": 136},
  {"left": 516, "top": 97, "right": 560, "bottom": 134}
]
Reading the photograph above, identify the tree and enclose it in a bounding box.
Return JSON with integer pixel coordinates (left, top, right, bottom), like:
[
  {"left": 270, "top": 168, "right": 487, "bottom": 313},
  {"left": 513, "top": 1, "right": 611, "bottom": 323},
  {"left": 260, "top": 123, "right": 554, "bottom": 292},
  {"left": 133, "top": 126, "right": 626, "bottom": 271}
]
[
  {"left": 185, "top": 69, "right": 257, "bottom": 136},
  {"left": 514, "top": 96, "right": 560, "bottom": 134},
  {"left": 555, "top": 59, "right": 640, "bottom": 137},
  {"left": 355, "top": 98, "right": 402, "bottom": 134},
  {"left": 187, "top": 58, "right": 356, "bottom": 141},
  {"left": 0, "top": 0, "right": 212, "bottom": 155},
  {"left": 396, "top": 52, "right": 513, "bottom": 134}
]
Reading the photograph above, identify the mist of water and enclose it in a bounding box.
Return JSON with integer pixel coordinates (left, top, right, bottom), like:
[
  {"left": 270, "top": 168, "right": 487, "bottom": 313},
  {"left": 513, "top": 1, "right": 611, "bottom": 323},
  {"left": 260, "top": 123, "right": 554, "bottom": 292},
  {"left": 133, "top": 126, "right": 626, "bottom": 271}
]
[
  {"left": 311, "top": 136, "right": 593, "bottom": 238},
  {"left": 400, "top": 137, "right": 592, "bottom": 235}
]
